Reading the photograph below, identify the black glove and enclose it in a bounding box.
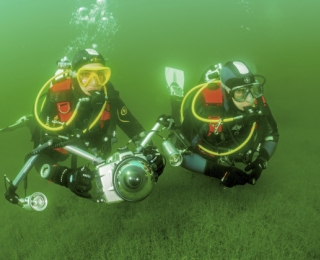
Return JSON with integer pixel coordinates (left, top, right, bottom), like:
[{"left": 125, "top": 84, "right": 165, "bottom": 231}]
[
  {"left": 220, "top": 167, "right": 251, "bottom": 188},
  {"left": 132, "top": 131, "right": 150, "bottom": 147},
  {"left": 143, "top": 145, "right": 166, "bottom": 180},
  {"left": 244, "top": 157, "right": 267, "bottom": 185},
  {"left": 51, "top": 165, "right": 93, "bottom": 198},
  {"left": 157, "top": 114, "right": 175, "bottom": 129},
  {"left": 204, "top": 162, "right": 251, "bottom": 188}
]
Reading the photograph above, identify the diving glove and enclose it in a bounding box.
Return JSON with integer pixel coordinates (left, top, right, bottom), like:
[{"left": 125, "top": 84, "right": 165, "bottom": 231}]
[
  {"left": 244, "top": 157, "right": 267, "bottom": 185},
  {"left": 49, "top": 165, "right": 93, "bottom": 198},
  {"left": 204, "top": 162, "right": 251, "bottom": 188},
  {"left": 143, "top": 145, "right": 166, "bottom": 180}
]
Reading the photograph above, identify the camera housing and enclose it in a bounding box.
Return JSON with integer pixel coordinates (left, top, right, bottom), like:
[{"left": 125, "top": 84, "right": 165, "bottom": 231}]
[{"left": 95, "top": 149, "right": 156, "bottom": 204}]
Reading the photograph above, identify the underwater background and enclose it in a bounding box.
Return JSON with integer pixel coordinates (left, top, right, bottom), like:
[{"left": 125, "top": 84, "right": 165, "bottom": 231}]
[{"left": 1, "top": 0, "right": 319, "bottom": 259}]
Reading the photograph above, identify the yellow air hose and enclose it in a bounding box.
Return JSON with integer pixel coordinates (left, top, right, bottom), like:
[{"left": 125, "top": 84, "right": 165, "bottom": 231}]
[
  {"left": 34, "top": 70, "right": 107, "bottom": 133},
  {"left": 180, "top": 79, "right": 256, "bottom": 156}
]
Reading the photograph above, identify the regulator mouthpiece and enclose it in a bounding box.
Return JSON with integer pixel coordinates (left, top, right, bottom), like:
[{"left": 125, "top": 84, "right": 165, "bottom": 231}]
[
  {"left": 19, "top": 192, "right": 48, "bottom": 211},
  {"left": 161, "top": 140, "right": 183, "bottom": 166}
]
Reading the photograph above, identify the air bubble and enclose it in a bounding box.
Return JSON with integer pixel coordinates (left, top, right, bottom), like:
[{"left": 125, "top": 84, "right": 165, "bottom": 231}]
[{"left": 65, "top": 0, "right": 118, "bottom": 56}]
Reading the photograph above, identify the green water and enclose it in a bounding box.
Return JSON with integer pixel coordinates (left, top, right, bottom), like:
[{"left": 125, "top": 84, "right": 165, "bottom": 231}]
[{"left": 1, "top": 0, "right": 319, "bottom": 259}]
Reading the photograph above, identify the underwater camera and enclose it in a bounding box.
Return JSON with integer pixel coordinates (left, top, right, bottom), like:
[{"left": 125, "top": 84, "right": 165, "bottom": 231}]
[{"left": 3, "top": 117, "right": 185, "bottom": 211}]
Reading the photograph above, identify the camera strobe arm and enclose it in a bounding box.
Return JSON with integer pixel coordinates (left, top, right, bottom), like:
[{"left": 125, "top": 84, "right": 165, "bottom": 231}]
[
  {"left": 4, "top": 153, "right": 41, "bottom": 205},
  {"left": 136, "top": 115, "right": 176, "bottom": 153},
  {"left": 63, "top": 145, "right": 105, "bottom": 165},
  {"left": 136, "top": 122, "right": 163, "bottom": 153},
  {"left": 4, "top": 139, "right": 55, "bottom": 202}
]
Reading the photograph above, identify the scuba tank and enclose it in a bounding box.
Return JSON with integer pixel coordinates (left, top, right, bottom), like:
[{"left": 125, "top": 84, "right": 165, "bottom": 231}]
[{"left": 54, "top": 56, "right": 71, "bottom": 82}]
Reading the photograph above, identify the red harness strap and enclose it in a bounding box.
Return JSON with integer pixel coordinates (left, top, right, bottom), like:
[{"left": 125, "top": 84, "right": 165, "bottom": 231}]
[
  {"left": 254, "top": 95, "right": 267, "bottom": 106},
  {"left": 100, "top": 104, "right": 111, "bottom": 128},
  {"left": 50, "top": 79, "right": 73, "bottom": 122},
  {"left": 56, "top": 101, "right": 72, "bottom": 122},
  {"left": 51, "top": 78, "right": 72, "bottom": 91},
  {"left": 202, "top": 87, "right": 223, "bottom": 106},
  {"left": 50, "top": 79, "right": 111, "bottom": 124},
  {"left": 202, "top": 87, "right": 223, "bottom": 135}
]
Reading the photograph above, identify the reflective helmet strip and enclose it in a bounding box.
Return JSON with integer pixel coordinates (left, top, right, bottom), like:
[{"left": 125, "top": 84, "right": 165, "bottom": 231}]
[{"left": 233, "top": 61, "right": 249, "bottom": 74}]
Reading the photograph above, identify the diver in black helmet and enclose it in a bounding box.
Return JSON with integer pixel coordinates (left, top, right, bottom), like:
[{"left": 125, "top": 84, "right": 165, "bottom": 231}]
[
  {"left": 31, "top": 49, "right": 165, "bottom": 198},
  {"left": 166, "top": 61, "right": 279, "bottom": 188}
]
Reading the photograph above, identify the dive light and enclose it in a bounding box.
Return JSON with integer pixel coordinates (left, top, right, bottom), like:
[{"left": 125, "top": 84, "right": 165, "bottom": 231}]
[
  {"left": 161, "top": 140, "right": 183, "bottom": 166},
  {"left": 19, "top": 192, "right": 48, "bottom": 211}
]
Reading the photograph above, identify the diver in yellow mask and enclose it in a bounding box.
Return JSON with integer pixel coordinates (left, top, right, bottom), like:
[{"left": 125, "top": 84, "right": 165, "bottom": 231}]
[
  {"left": 168, "top": 60, "right": 279, "bottom": 188},
  {"left": 32, "top": 49, "right": 165, "bottom": 198}
]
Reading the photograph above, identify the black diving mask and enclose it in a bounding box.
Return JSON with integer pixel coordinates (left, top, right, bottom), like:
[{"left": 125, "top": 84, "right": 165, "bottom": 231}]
[{"left": 231, "top": 83, "right": 263, "bottom": 102}]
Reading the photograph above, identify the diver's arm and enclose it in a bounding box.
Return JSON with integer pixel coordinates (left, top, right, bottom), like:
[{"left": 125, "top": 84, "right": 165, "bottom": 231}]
[
  {"left": 259, "top": 137, "right": 279, "bottom": 161},
  {"left": 182, "top": 154, "right": 252, "bottom": 187},
  {"left": 115, "top": 97, "right": 146, "bottom": 139},
  {"left": 258, "top": 104, "right": 279, "bottom": 161},
  {"left": 104, "top": 81, "right": 145, "bottom": 139}
]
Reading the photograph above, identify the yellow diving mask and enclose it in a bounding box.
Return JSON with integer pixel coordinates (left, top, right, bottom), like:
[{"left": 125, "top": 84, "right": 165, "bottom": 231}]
[{"left": 76, "top": 66, "right": 111, "bottom": 88}]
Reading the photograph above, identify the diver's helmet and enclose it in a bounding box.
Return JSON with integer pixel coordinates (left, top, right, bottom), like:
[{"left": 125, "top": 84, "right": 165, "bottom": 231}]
[
  {"left": 220, "top": 61, "right": 255, "bottom": 89},
  {"left": 71, "top": 48, "right": 106, "bottom": 71},
  {"left": 220, "top": 61, "right": 264, "bottom": 102}
]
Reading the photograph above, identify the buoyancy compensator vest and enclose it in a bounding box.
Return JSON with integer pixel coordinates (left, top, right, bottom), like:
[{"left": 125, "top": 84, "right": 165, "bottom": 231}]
[
  {"left": 188, "top": 84, "right": 267, "bottom": 162},
  {"left": 49, "top": 78, "right": 111, "bottom": 126}
]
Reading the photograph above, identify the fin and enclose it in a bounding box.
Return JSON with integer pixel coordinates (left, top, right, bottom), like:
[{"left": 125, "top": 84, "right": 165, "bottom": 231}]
[{"left": 165, "top": 67, "right": 184, "bottom": 97}]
